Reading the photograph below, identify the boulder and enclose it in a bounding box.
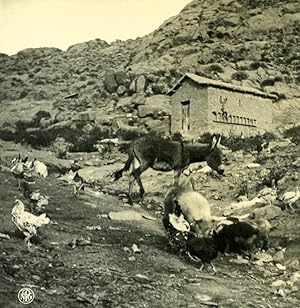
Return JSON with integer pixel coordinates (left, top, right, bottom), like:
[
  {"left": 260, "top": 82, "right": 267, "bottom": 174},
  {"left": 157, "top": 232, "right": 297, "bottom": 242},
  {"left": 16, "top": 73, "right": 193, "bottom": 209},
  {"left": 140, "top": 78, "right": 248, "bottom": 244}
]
[
  {"left": 247, "top": 163, "right": 261, "bottom": 169},
  {"left": 115, "top": 70, "right": 130, "bottom": 87},
  {"left": 136, "top": 75, "right": 146, "bottom": 93},
  {"left": 117, "top": 85, "right": 127, "bottom": 96},
  {"left": 252, "top": 205, "right": 282, "bottom": 220},
  {"left": 137, "top": 95, "right": 171, "bottom": 118},
  {"left": 104, "top": 69, "right": 118, "bottom": 92},
  {"left": 129, "top": 79, "right": 137, "bottom": 94},
  {"left": 73, "top": 111, "right": 96, "bottom": 122},
  {"left": 40, "top": 117, "right": 53, "bottom": 128},
  {"left": 77, "top": 164, "right": 123, "bottom": 184},
  {"left": 115, "top": 97, "right": 133, "bottom": 110},
  {"left": 143, "top": 117, "right": 170, "bottom": 133},
  {"left": 223, "top": 15, "right": 240, "bottom": 26},
  {"left": 108, "top": 210, "right": 144, "bottom": 221}
]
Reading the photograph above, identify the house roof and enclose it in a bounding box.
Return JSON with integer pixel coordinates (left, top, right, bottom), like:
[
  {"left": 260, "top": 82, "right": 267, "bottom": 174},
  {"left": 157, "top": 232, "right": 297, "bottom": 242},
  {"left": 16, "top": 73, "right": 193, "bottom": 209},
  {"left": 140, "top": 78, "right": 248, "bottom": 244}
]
[{"left": 168, "top": 73, "right": 277, "bottom": 99}]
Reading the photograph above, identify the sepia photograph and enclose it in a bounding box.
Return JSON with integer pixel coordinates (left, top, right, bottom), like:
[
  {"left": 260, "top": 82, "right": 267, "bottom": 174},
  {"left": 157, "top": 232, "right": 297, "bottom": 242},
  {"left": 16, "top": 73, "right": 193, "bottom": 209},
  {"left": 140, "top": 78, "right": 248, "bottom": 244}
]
[{"left": 0, "top": 0, "right": 299, "bottom": 307}]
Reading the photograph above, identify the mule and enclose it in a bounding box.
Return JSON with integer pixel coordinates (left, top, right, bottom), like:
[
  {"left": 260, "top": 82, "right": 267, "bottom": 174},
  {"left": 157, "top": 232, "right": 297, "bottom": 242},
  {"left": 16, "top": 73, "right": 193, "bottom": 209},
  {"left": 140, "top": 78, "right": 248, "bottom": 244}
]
[{"left": 113, "top": 134, "right": 225, "bottom": 199}]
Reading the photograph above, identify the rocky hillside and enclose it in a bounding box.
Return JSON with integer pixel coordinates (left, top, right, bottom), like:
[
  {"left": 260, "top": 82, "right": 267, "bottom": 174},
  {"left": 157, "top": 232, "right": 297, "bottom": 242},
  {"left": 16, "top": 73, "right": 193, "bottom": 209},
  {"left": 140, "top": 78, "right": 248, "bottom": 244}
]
[{"left": 0, "top": 0, "right": 299, "bottom": 134}]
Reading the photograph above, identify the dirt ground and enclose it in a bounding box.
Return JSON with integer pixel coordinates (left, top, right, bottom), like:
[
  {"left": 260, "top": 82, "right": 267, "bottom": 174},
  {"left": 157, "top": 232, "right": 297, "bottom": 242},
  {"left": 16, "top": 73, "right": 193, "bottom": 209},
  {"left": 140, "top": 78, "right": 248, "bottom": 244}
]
[{"left": 0, "top": 141, "right": 299, "bottom": 308}]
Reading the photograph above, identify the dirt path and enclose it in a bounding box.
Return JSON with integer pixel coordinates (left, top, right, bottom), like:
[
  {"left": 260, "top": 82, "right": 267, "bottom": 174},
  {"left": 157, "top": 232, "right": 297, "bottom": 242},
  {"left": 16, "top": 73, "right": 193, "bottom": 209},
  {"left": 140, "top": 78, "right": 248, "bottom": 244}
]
[
  {"left": 0, "top": 168, "right": 299, "bottom": 308},
  {"left": 0, "top": 140, "right": 299, "bottom": 307}
]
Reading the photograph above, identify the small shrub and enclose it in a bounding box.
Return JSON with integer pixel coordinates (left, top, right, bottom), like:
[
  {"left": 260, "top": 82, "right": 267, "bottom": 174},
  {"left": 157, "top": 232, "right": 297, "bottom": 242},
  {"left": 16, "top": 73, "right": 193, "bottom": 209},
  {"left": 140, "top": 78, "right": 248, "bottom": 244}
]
[
  {"left": 236, "top": 179, "right": 249, "bottom": 197},
  {"left": 274, "top": 76, "right": 283, "bottom": 82},
  {"left": 231, "top": 71, "right": 248, "bottom": 81},
  {"left": 198, "top": 132, "right": 213, "bottom": 144},
  {"left": 260, "top": 164, "right": 288, "bottom": 188},
  {"left": 283, "top": 126, "right": 300, "bottom": 145},
  {"left": 67, "top": 126, "right": 111, "bottom": 152},
  {"left": 0, "top": 120, "right": 113, "bottom": 152},
  {"left": 249, "top": 62, "right": 260, "bottom": 70},
  {"left": 26, "top": 129, "right": 58, "bottom": 148},
  {"left": 79, "top": 75, "right": 87, "bottom": 81},
  {"left": 260, "top": 79, "right": 275, "bottom": 87},
  {"left": 249, "top": 61, "right": 267, "bottom": 70},
  {"left": 0, "top": 129, "right": 16, "bottom": 141},
  {"left": 206, "top": 64, "right": 224, "bottom": 74},
  {"left": 19, "top": 89, "right": 29, "bottom": 99},
  {"left": 87, "top": 79, "right": 96, "bottom": 85},
  {"left": 32, "top": 110, "right": 51, "bottom": 127},
  {"left": 197, "top": 132, "right": 275, "bottom": 152},
  {"left": 222, "top": 135, "right": 248, "bottom": 152}
]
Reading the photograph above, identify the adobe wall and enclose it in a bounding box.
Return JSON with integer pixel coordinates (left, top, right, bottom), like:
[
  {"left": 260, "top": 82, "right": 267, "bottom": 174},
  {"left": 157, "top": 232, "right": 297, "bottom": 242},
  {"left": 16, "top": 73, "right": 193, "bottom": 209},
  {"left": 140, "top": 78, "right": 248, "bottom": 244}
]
[
  {"left": 207, "top": 87, "right": 273, "bottom": 136},
  {"left": 171, "top": 80, "right": 274, "bottom": 138},
  {"left": 171, "top": 80, "right": 208, "bottom": 138}
]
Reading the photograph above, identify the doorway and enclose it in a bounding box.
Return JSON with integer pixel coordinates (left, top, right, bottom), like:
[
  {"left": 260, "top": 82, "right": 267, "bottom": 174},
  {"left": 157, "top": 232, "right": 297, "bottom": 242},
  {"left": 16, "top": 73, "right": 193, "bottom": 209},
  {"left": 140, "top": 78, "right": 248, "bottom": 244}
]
[{"left": 181, "top": 100, "right": 190, "bottom": 133}]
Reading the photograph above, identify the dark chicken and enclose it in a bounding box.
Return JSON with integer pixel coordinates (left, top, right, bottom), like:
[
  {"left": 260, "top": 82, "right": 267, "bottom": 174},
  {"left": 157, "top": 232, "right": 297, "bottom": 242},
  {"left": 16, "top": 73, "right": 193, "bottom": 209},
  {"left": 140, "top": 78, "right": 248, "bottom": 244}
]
[
  {"left": 21, "top": 182, "right": 49, "bottom": 213},
  {"left": 71, "top": 160, "right": 81, "bottom": 172},
  {"left": 72, "top": 172, "right": 85, "bottom": 197},
  {"left": 215, "top": 221, "right": 268, "bottom": 254},
  {"left": 186, "top": 235, "right": 218, "bottom": 272}
]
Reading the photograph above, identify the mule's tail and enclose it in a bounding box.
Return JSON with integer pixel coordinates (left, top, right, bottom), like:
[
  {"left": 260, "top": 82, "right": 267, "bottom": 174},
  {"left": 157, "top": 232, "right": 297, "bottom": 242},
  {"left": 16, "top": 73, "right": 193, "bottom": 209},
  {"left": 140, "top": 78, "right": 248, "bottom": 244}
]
[{"left": 113, "top": 150, "right": 134, "bottom": 181}]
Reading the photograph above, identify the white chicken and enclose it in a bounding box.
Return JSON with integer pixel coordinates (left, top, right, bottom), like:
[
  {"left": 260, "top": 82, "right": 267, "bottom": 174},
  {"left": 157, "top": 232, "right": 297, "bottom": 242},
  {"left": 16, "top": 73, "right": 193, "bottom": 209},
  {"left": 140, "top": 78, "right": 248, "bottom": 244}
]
[
  {"left": 256, "top": 187, "right": 277, "bottom": 205},
  {"left": 28, "top": 158, "right": 48, "bottom": 178},
  {"left": 279, "top": 187, "right": 300, "bottom": 210},
  {"left": 11, "top": 199, "right": 50, "bottom": 250}
]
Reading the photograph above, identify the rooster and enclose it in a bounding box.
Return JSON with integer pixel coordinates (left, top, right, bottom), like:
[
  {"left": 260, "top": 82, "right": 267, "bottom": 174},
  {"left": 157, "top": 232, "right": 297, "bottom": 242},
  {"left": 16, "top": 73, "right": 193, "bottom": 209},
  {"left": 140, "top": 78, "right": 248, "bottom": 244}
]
[
  {"left": 21, "top": 182, "right": 50, "bottom": 213},
  {"left": 11, "top": 153, "right": 28, "bottom": 165},
  {"left": 10, "top": 157, "right": 35, "bottom": 189},
  {"left": 11, "top": 199, "right": 50, "bottom": 250}
]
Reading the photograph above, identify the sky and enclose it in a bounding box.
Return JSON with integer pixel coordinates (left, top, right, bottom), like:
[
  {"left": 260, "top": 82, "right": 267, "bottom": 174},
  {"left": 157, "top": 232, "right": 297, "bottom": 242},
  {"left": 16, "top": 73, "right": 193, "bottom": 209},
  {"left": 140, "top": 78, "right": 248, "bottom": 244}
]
[{"left": 0, "top": 0, "right": 191, "bottom": 55}]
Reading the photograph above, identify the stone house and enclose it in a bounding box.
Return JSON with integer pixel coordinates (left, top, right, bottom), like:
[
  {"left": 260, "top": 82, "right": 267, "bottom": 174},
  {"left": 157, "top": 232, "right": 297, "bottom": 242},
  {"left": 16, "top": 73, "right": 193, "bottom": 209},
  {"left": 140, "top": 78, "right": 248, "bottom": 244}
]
[{"left": 168, "top": 73, "right": 277, "bottom": 137}]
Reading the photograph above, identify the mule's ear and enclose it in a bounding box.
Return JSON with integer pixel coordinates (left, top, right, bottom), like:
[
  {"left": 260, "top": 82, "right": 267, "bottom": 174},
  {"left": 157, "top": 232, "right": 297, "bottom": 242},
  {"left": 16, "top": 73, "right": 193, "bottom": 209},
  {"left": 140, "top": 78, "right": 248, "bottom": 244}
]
[
  {"left": 210, "top": 134, "right": 221, "bottom": 149},
  {"left": 216, "top": 134, "right": 222, "bottom": 147}
]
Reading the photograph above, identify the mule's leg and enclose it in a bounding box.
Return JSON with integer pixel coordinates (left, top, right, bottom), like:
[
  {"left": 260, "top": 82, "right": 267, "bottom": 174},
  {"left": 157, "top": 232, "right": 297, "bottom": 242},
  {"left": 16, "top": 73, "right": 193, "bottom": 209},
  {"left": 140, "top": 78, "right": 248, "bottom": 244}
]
[
  {"left": 113, "top": 168, "right": 123, "bottom": 181},
  {"left": 128, "top": 174, "right": 136, "bottom": 198},
  {"left": 114, "top": 146, "right": 135, "bottom": 181},
  {"left": 132, "top": 168, "right": 145, "bottom": 198}
]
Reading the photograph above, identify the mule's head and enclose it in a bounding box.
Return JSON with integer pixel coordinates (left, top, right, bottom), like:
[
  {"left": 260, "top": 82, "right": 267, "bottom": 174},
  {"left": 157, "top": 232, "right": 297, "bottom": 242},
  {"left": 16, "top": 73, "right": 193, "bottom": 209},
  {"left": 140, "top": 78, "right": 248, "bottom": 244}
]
[{"left": 206, "top": 134, "right": 225, "bottom": 175}]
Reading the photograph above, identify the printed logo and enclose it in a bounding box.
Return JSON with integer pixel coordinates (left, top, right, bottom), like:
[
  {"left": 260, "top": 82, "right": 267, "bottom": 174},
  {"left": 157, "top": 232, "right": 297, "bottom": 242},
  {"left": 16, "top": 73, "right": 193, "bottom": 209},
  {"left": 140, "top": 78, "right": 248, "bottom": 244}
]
[{"left": 18, "top": 288, "right": 35, "bottom": 304}]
